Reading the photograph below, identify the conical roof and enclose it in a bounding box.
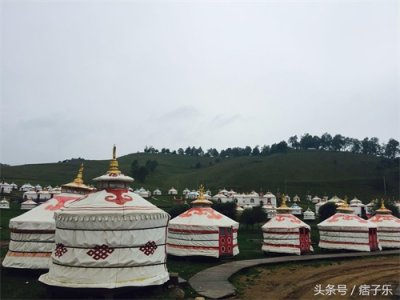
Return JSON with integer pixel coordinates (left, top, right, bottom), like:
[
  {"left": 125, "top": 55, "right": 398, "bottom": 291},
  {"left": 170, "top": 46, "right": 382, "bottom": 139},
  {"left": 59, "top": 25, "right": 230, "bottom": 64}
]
[{"left": 61, "top": 164, "right": 93, "bottom": 192}]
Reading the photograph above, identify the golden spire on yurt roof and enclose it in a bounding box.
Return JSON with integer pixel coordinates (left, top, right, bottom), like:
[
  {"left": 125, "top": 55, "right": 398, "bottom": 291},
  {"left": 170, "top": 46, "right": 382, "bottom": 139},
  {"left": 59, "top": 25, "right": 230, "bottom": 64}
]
[
  {"left": 61, "top": 163, "right": 92, "bottom": 191},
  {"left": 107, "top": 145, "right": 121, "bottom": 175},
  {"left": 336, "top": 196, "right": 354, "bottom": 213},
  {"left": 191, "top": 184, "right": 212, "bottom": 206},
  {"left": 376, "top": 199, "right": 391, "bottom": 214},
  {"left": 276, "top": 193, "right": 291, "bottom": 214},
  {"left": 73, "top": 163, "right": 84, "bottom": 185}
]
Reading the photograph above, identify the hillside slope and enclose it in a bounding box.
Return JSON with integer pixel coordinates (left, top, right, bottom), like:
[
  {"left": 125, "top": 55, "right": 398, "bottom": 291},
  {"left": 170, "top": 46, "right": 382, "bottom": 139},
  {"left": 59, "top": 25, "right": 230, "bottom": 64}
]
[{"left": 1, "top": 151, "right": 398, "bottom": 201}]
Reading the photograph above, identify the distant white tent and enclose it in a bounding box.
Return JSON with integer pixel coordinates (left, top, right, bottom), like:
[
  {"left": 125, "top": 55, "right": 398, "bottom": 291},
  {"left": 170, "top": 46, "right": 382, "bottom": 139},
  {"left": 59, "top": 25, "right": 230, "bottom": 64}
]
[
  {"left": 0, "top": 197, "right": 10, "bottom": 209},
  {"left": 261, "top": 195, "right": 313, "bottom": 255},
  {"left": 318, "top": 201, "right": 381, "bottom": 252},
  {"left": 39, "top": 146, "right": 170, "bottom": 288},
  {"left": 167, "top": 186, "right": 239, "bottom": 258},
  {"left": 2, "top": 164, "right": 92, "bottom": 269},
  {"left": 20, "top": 199, "right": 37, "bottom": 210},
  {"left": 263, "top": 192, "right": 277, "bottom": 206},
  {"left": 369, "top": 201, "right": 400, "bottom": 249},
  {"left": 168, "top": 187, "right": 178, "bottom": 195},
  {"left": 303, "top": 208, "right": 316, "bottom": 220},
  {"left": 20, "top": 183, "right": 34, "bottom": 192},
  {"left": 290, "top": 203, "right": 303, "bottom": 215},
  {"left": 0, "top": 182, "right": 12, "bottom": 194},
  {"left": 153, "top": 188, "right": 162, "bottom": 196}
]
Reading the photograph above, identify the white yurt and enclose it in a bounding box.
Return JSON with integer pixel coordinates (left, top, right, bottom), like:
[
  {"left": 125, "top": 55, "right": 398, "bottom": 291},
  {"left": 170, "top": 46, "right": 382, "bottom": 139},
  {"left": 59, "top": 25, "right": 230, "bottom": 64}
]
[
  {"left": 311, "top": 196, "right": 321, "bottom": 204},
  {"left": 290, "top": 203, "right": 303, "bottom": 215},
  {"left": 212, "top": 192, "right": 228, "bottom": 203},
  {"left": 303, "top": 208, "right": 316, "bottom": 220},
  {"left": 10, "top": 182, "right": 18, "bottom": 190},
  {"left": 39, "top": 147, "right": 170, "bottom": 288},
  {"left": 293, "top": 195, "right": 301, "bottom": 202},
  {"left": 20, "top": 183, "right": 34, "bottom": 192},
  {"left": 350, "top": 198, "right": 365, "bottom": 217},
  {"left": 318, "top": 201, "right": 381, "bottom": 252},
  {"left": 262, "top": 204, "right": 277, "bottom": 219},
  {"left": 35, "top": 184, "right": 43, "bottom": 191},
  {"left": 2, "top": 165, "right": 92, "bottom": 269},
  {"left": 0, "top": 197, "right": 10, "bottom": 209},
  {"left": 153, "top": 188, "right": 162, "bottom": 196},
  {"left": 369, "top": 201, "right": 400, "bottom": 249},
  {"left": 20, "top": 198, "right": 37, "bottom": 210},
  {"left": 263, "top": 192, "right": 277, "bottom": 206},
  {"left": 328, "top": 195, "right": 344, "bottom": 204},
  {"left": 168, "top": 187, "right": 178, "bottom": 195},
  {"left": 182, "top": 188, "right": 190, "bottom": 196},
  {"left": 366, "top": 200, "right": 377, "bottom": 218},
  {"left": 0, "top": 182, "right": 12, "bottom": 194},
  {"left": 261, "top": 195, "right": 313, "bottom": 255},
  {"left": 167, "top": 185, "right": 239, "bottom": 258},
  {"left": 236, "top": 205, "right": 244, "bottom": 216}
]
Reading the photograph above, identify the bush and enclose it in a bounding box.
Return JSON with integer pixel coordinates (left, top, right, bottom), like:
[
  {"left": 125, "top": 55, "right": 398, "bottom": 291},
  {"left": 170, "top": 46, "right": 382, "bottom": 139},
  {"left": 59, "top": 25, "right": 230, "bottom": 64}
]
[
  {"left": 318, "top": 202, "right": 337, "bottom": 221},
  {"left": 212, "top": 201, "right": 237, "bottom": 220}
]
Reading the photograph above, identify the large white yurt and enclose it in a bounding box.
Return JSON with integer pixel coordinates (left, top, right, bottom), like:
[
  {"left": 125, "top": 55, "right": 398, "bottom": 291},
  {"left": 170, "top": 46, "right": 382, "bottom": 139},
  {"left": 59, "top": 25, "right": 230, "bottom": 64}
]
[
  {"left": 39, "top": 147, "right": 170, "bottom": 288},
  {"left": 369, "top": 201, "right": 400, "bottom": 249},
  {"left": 167, "top": 186, "right": 239, "bottom": 258},
  {"left": 261, "top": 195, "right": 313, "bottom": 255},
  {"left": 0, "top": 182, "right": 12, "bottom": 194},
  {"left": 2, "top": 165, "right": 92, "bottom": 269},
  {"left": 318, "top": 201, "right": 381, "bottom": 252}
]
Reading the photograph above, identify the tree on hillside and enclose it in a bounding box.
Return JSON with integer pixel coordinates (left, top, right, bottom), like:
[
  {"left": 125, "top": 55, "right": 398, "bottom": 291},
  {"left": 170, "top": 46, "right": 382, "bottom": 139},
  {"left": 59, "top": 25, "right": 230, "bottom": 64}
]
[
  {"left": 383, "top": 139, "right": 399, "bottom": 159},
  {"left": 288, "top": 135, "right": 300, "bottom": 149},
  {"left": 136, "top": 166, "right": 149, "bottom": 182},
  {"left": 350, "top": 138, "right": 362, "bottom": 154},
  {"left": 261, "top": 145, "right": 270, "bottom": 156},
  {"left": 177, "top": 148, "right": 184, "bottom": 155},
  {"left": 252, "top": 145, "right": 260, "bottom": 156},
  {"left": 331, "top": 134, "right": 345, "bottom": 151},
  {"left": 212, "top": 202, "right": 237, "bottom": 220},
  {"left": 130, "top": 160, "right": 139, "bottom": 179},
  {"left": 300, "top": 133, "right": 314, "bottom": 149},
  {"left": 361, "top": 137, "right": 380, "bottom": 156},
  {"left": 320, "top": 133, "right": 333, "bottom": 150}
]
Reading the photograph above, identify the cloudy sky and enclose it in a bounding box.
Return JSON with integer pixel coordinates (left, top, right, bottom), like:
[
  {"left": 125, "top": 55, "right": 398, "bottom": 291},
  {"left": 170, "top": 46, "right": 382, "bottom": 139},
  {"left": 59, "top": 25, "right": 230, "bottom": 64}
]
[{"left": 1, "top": 0, "right": 399, "bottom": 165}]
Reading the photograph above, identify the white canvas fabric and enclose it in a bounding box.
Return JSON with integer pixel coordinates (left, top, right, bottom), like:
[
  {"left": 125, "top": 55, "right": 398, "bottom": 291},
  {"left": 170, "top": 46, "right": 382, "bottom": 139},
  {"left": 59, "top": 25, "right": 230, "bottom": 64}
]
[
  {"left": 2, "top": 193, "right": 86, "bottom": 269},
  {"left": 39, "top": 175, "right": 170, "bottom": 288},
  {"left": 167, "top": 207, "right": 239, "bottom": 258},
  {"left": 318, "top": 213, "right": 381, "bottom": 251},
  {"left": 261, "top": 214, "right": 313, "bottom": 255},
  {"left": 369, "top": 214, "right": 400, "bottom": 249}
]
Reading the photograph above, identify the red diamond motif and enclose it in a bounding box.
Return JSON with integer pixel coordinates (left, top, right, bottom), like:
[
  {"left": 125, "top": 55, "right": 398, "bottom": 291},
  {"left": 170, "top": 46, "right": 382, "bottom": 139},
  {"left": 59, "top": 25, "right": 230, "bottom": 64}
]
[
  {"left": 139, "top": 241, "right": 158, "bottom": 256},
  {"left": 54, "top": 243, "right": 67, "bottom": 257},
  {"left": 87, "top": 244, "right": 114, "bottom": 260}
]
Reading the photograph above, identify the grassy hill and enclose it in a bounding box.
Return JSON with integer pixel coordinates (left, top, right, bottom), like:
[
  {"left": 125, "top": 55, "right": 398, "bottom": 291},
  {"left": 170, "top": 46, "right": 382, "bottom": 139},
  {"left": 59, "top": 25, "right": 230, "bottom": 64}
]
[{"left": 1, "top": 151, "right": 398, "bottom": 201}]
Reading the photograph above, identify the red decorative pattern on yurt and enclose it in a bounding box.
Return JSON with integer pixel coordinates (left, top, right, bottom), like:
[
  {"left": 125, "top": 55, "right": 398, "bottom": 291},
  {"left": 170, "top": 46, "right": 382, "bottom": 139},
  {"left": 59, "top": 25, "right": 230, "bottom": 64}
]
[
  {"left": 54, "top": 244, "right": 68, "bottom": 257},
  {"left": 87, "top": 244, "right": 114, "bottom": 260},
  {"left": 179, "top": 207, "right": 222, "bottom": 220},
  {"left": 139, "top": 241, "right": 158, "bottom": 256},
  {"left": 105, "top": 189, "right": 133, "bottom": 205}
]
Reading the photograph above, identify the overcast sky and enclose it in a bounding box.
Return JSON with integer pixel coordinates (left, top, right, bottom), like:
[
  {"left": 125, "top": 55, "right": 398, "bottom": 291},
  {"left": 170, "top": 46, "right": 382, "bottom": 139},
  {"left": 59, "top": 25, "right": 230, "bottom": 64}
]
[{"left": 1, "top": 0, "right": 399, "bottom": 165}]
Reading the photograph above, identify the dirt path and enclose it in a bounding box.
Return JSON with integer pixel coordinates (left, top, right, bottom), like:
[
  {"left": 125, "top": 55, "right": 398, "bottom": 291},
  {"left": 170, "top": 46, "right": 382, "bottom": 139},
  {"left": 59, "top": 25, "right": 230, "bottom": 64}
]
[{"left": 235, "top": 256, "right": 400, "bottom": 300}]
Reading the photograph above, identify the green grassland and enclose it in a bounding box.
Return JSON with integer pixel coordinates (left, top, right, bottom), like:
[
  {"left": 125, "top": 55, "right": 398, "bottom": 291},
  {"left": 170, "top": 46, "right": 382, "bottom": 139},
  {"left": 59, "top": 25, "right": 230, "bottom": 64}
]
[{"left": 1, "top": 151, "right": 399, "bottom": 201}]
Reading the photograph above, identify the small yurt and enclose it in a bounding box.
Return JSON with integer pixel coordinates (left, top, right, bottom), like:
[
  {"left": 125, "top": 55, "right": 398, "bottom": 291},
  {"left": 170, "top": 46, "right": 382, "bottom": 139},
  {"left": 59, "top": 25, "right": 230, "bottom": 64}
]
[
  {"left": 312, "top": 196, "right": 321, "bottom": 204},
  {"left": 261, "top": 195, "right": 313, "bottom": 255},
  {"left": 303, "top": 208, "right": 316, "bottom": 220},
  {"left": 0, "top": 197, "right": 10, "bottom": 209},
  {"left": 168, "top": 187, "right": 178, "bottom": 195},
  {"left": 0, "top": 182, "right": 12, "bottom": 194},
  {"left": 35, "top": 184, "right": 42, "bottom": 191},
  {"left": 2, "top": 164, "right": 92, "bottom": 269},
  {"left": 293, "top": 195, "right": 301, "bottom": 202},
  {"left": 290, "top": 203, "right": 303, "bottom": 215},
  {"left": 39, "top": 147, "right": 170, "bottom": 288},
  {"left": 182, "top": 188, "right": 190, "bottom": 196},
  {"left": 350, "top": 197, "right": 365, "bottom": 217},
  {"left": 318, "top": 201, "right": 381, "bottom": 252},
  {"left": 328, "top": 195, "right": 344, "bottom": 204},
  {"left": 153, "top": 188, "right": 162, "bottom": 196},
  {"left": 366, "top": 200, "right": 377, "bottom": 218},
  {"left": 167, "top": 185, "right": 239, "bottom": 258},
  {"left": 10, "top": 182, "right": 18, "bottom": 190},
  {"left": 262, "top": 204, "right": 277, "bottom": 219},
  {"left": 263, "top": 192, "right": 277, "bottom": 206},
  {"left": 20, "top": 183, "right": 34, "bottom": 192},
  {"left": 369, "top": 201, "right": 400, "bottom": 249},
  {"left": 236, "top": 205, "right": 244, "bottom": 216},
  {"left": 20, "top": 198, "right": 37, "bottom": 210}
]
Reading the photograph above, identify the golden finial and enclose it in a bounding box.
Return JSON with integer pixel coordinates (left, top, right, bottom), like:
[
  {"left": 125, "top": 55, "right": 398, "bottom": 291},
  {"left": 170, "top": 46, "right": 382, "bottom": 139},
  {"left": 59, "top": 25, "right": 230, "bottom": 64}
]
[
  {"left": 276, "top": 193, "right": 291, "bottom": 213},
  {"left": 192, "top": 184, "right": 212, "bottom": 206},
  {"left": 73, "top": 163, "right": 84, "bottom": 185},
  {"left": 108, "top": 145, "right": 121, "bottom": 175},
  {"left": 337, "top": 196, "right": 353, "bottom": 213},
  {"left": 376, "top": 198, "right": 391, "bottom": 214}
]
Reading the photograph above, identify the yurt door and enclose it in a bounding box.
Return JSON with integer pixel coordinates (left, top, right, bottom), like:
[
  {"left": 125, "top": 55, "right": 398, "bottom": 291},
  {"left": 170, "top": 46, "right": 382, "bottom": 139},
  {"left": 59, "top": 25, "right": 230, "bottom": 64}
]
[
  {"left": 369, "top": 228, "right": 379, "bottom": 251},
  {"left": 299, "top": 228, "right": 310, "bottom": 253},
  {"left": 219, "top": 227, "right": 233, "bottom": 256}
]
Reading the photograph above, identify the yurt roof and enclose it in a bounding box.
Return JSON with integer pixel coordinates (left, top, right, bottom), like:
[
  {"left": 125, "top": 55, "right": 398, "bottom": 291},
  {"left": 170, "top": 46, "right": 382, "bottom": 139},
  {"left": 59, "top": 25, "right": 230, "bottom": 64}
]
[
  {"left": 264, "top": 192, "right": 276, "bottom": 197},
  {"left": 312, "top": 196, "right": 321, "bottom": 200},
  {"left": 262, "top": 214, "right": 310, "bottom": 229},
  {"left": 170, "top": 207, "right": 237, "bottom": 226},
  {"left": 328, "top": 195, "right": 343, "bottom": 202},
  {"left": 21, "top": 199, "right": 37, "bottom": 205},
  {"left": 318, "top": 213, "right": 376, "bottom": 228},
  {"left": 62, "top": 164, "right": 93, "bottom": 191}
]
